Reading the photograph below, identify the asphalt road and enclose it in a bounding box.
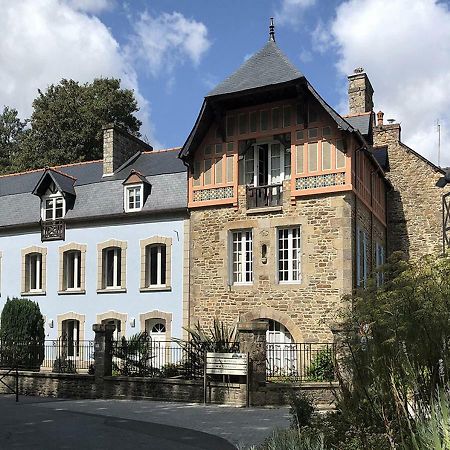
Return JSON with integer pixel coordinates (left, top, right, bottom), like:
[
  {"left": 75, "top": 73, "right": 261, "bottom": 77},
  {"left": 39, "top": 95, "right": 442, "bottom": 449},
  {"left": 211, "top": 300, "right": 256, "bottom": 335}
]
[{"left": 0, "top": 396, "right": 237, "bottom": 450}]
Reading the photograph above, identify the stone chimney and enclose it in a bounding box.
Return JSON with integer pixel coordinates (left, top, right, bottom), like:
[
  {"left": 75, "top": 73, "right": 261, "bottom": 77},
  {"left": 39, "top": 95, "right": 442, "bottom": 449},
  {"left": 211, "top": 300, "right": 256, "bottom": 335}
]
[
  {"left": 348, "top": 69, "right": 374, "bottom": 115},
  {"left": 102, "top": 124, "right": 153, "bottom": 176}
]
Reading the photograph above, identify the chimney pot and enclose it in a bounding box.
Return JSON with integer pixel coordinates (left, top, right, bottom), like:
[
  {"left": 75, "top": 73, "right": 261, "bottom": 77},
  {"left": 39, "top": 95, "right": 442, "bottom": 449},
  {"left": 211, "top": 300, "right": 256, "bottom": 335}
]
[{"left": 377, "top": 111, "right": 384, "bottom": 126}]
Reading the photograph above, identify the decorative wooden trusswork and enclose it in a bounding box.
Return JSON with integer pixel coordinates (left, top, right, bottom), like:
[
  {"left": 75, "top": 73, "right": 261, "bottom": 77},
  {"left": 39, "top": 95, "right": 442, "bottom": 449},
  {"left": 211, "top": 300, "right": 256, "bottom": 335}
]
[
  {"left": 247, "top": 184, "right": 282, "bottom": 209},
  {"left": 41, "top": 219, "right": 65, "bottom": 242}
]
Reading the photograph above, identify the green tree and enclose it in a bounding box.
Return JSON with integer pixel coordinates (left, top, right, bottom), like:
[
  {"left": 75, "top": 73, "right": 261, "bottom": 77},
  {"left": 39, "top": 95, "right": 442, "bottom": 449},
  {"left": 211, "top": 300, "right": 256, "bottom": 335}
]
[
  {"left": 15, "top": 78, "right": 142, "bottom": 171},
  {"left": 0, "top": 297, "right": 45, "bottom": 369},
  {"left": 334, "top": 252, "right": 450, "bottom": 448},
  {"left": 0, "top": 106, "right": 27, "bottom": 174}
]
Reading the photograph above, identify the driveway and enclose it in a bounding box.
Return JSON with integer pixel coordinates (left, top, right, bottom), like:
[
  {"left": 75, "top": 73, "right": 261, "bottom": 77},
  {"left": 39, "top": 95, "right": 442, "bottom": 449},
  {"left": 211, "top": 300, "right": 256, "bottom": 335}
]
[{"left": 0, "top": 396, "right": 290, "bottom": 449}]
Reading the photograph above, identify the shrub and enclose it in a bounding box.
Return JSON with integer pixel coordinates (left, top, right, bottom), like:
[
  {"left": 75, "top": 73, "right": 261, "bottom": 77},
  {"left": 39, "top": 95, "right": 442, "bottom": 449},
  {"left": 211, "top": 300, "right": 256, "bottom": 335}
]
[
  {"left": 306, "top": 349, "right": 335, "bottom": 382},
  {"left": 0, "top": 297, "right": 45, "bottom": 369},
  {"left": 289, "top": 391, "right": 315, "bottom": 429},
  {"left": 248, "top": 428, "right": 325, "bottom": 450},
  {"left": 52, "top": 357, "right": 77, "bottom": 374}
]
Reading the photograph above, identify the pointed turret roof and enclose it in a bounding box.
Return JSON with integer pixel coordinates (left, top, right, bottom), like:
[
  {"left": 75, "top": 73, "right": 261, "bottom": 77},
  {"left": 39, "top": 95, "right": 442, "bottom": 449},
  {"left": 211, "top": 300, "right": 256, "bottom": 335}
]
[{"left": 207, "top": 40, "right": 304, "bottom": 98}]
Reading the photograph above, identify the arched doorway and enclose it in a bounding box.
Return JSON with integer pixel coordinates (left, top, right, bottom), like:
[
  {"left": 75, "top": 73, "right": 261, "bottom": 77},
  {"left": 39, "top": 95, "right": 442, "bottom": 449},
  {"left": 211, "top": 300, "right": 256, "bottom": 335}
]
[
  {"left": 145, "top": 318, "right": 167, "bottom": 368},
  {"left": 263, "top": 319, "right": 297, "bottom": 378}
]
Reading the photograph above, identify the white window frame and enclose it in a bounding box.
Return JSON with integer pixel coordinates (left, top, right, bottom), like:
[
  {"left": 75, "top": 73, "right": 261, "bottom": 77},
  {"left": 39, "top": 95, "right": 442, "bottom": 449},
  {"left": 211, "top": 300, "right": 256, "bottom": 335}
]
[
  {"left": 63, "top": 250, "right": 81, "bottom": 291},
  {"left": 26, "top": 253, "right": 42, "bottom": 292},
  {"left": 124, "top": 184, "right": 143, "bottom": 212},
  {"left": 245, "top": 142, "right": 289, "bottom": 187},
  {"left": 230, "top": 230, "right": 253, "bottom": 285},
  {"left": 375, "top": 242, "right": 385, "bottom": 287},
  {"left": 41, "top": 192, "right": 65, "bottom": 221},
  {"left": 146, "top": 244, "right": 167, "bottom": 288},
  {"left": 356, "top": 227, "right": 368, "bottom": 287},
  {"left": 277, "top": 226, "right": 301, "bottom": 284},
  {"left": 104, "top": 247, "right": 121, "bottom": 289}
]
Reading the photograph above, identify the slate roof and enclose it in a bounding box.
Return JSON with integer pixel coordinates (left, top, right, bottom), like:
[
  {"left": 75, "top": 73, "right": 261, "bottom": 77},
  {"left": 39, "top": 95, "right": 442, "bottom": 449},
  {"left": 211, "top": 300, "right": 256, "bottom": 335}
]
[
  {"left": 32, "top": 169, "right": 76, "bottom": 197},
  {"left": 0, "top": 149, "right": 187, "bottom": 229},
  {"left": 344, "top": 113, "right": 372, "bottom": 136},
  {"left": 372, "top": 146, "right": 390, "bottom": 171},
  {"left": 207, "top": 41, "right": 304, "bottom": 97}
]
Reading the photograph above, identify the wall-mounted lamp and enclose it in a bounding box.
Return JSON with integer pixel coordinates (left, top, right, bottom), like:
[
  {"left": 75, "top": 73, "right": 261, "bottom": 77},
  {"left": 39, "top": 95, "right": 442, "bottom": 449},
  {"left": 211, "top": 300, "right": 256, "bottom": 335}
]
[
  {"left": 130, "top": 318, "right": 136, "bottom": 328},
  {"left": 48, "top": 319, "right": 54, "bottom": 329}
]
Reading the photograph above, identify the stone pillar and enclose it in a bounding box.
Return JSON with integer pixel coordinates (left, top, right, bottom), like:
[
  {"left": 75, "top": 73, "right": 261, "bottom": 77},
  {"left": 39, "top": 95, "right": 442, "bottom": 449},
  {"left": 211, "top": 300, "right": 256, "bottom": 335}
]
[
  {"left": 238, "top": 321, "right": 268, "bottom": 387},
  {"left": 330, "top": 322, "right": 353, "bottom": 386},
  {"left": 93, "top": 324, "right": 115, "bottom": 380}
]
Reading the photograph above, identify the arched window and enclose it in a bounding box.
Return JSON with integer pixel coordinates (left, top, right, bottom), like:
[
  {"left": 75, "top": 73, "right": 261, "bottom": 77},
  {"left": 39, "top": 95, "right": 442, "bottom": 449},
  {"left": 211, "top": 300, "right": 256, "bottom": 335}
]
[
  {"left": 63, "top": 250, "right": 81, "bottom": 290},
  {"left": 145, "top": 244, "right": 167, "bottom": 287},
  {"left": 97, "top": 240, "right": 127, "bottom": 292},
  {"left": 139, "top": 237, "right": 172, "bottom": 291},
  {"left": 21, "top": 246, "right": 47, "bottom": 294},
  {"left": 103, "top": 247, "right": 122, "bottom": 288}
]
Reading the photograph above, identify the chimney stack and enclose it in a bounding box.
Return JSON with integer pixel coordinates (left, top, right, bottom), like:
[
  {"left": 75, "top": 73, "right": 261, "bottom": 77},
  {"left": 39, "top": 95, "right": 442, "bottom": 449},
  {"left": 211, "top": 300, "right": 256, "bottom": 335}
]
[
  {"left": 348, "top": 68, "right": 374, "bottom": 115},
  {"left": 102, "top": 124, "right": 152, "bottom": 176},
  {"left": 377, "top": 111, "right": 384, "bottom": 126}
]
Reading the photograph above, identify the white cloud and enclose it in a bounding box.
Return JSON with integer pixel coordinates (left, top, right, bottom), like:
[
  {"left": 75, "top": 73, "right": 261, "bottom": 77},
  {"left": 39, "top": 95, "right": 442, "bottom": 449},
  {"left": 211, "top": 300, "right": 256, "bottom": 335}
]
[
  {"left": 0, "top": 0, "right": 157, "bottom": 145},
  {"left": 275, "top": 0, "right": 317, "bottom": 25},
  {"left": 127, "top": 11, "right": 211, "bottom": 78},
  {"left": 65, "top": 0, "right": 113, "bottom": 13},
  {"left": 327, "top": 0, "right": 450, "bottom": 166}
]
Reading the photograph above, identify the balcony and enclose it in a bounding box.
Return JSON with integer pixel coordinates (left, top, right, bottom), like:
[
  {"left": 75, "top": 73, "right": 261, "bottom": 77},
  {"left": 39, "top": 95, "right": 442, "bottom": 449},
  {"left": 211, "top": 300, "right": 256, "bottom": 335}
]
[
  {"left": 41, "top": 219, "right": 65, "bottom": 242},
  {"left": 246, "top": 184, "right": 283, "bottom": 210}
]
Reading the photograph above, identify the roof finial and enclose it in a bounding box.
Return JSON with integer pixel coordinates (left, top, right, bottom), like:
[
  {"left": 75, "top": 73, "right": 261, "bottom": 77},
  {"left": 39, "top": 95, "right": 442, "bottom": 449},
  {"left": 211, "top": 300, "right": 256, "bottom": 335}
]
[{"left": 269, "top": 17, "right": 275, "bottom": 42}]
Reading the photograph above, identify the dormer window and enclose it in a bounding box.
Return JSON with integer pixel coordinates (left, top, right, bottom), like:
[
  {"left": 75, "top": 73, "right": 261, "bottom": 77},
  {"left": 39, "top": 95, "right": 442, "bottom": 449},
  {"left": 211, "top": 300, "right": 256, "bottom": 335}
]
[
  {"left": 42, "top": 192, "right": 65, "bottom": 221},
  {"left": 124, "top": 184, "right": 143, "bottom": 212},
  {"left": 122, "top": 170, "right": 151, "bottom": 213}
]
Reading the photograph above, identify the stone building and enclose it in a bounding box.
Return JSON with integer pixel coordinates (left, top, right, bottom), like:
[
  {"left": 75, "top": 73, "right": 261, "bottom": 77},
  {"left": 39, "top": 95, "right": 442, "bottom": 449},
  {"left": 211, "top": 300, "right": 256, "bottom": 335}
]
[{"left": 179, "top": 31, "right": 390, "bottom": 345}]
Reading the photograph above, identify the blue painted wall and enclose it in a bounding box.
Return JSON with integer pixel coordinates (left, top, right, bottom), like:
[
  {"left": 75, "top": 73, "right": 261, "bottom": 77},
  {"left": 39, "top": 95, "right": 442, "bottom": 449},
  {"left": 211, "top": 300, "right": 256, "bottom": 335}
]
[{"left": 0, "top": 215, "right": 186, "bottom": 341}]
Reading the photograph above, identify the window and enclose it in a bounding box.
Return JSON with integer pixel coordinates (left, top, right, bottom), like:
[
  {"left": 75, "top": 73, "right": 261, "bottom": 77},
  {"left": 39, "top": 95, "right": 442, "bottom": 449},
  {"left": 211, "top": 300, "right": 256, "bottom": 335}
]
[
  {"left": 62, "top": 319, "right": 80, "bottom": 358},
  {"left": 103, "top": 247, "right": 121, "bottom": 289},
  {"left": 145, "top": 244, "right": 167, "bottom": 287},
  {"left": 278, "top": 227, "right": 301, "bottom": 283},
  {"left": 21, "top": 247, "right": 47, "bottom": 294},
  {"left": 125, "top": 185, "right": 143, "bottom": 212},
  {"left": 63, "top": 250, "right": 81, "bottom": 291},
  {"left": 231, "top": 230, "right": 253, "bottom": 285},
  {"left": 375, "top": 242, "right": 385, "bottom": 287},
  {"left": 322, "top": 141, "right": 332, "bottom": 171},
  {"left": 336, "top": 139, "right": 346, "bottom": 169},
  {"left": 42, "top": 194, "right": 65, "bottom": 221},
  {"left": 140, "top": 237, "right": 172, "bottom": 291},
  {"left": 356, "top": 227, "right": 369, "bottom": 287},
  {"left": 243, "top": 143, "right": 290, "bottom": 186},
  {"left": 25, "top": 253, "right": 42, "bottom": 292}
]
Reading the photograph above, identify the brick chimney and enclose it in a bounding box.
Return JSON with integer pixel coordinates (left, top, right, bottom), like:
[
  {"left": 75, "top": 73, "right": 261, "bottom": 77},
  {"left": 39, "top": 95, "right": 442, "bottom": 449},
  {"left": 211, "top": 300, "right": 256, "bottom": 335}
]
[
  {"left": 348, "top": 69, "right": 374, "bottom": 115},
  {"left": 377, "top": 111, "right": 384, "bottom": 126},
  {"left": 102, "top": 124, "right": 153, "bottom": 176}
]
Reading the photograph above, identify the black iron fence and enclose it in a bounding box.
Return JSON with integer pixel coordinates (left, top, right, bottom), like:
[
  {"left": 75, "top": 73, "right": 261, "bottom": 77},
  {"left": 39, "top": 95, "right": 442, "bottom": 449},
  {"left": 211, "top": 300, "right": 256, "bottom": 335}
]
[
  {"left": 112, "top": 336, "right": 240, "bottom": 379},
  {"left": 266, "top": 342, "right": 336, "bottom": 382},
  {"left": 0, "top": 339, "right": 94, "bottom": 373}
]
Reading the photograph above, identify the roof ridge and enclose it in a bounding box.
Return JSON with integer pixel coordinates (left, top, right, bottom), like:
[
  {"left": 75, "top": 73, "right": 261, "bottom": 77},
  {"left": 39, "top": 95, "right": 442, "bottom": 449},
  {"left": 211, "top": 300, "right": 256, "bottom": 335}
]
[
  {"left": 0, "top": 158, "right": 103, "bottom": 179},
  {"left": 143, "top": 147, "right": 181, "bottom": 154},
  {"left": 47, "top": 167, "right": 77, "bottom": 181}
]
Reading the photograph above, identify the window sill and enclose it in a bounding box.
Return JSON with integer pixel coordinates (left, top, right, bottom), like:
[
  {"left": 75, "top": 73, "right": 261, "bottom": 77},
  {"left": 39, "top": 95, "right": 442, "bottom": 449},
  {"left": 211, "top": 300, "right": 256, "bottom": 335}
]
[
  {"left": 21, "top": 291, "right": 46, "bottom": 297},
  {"left": 246, "top": 206, "right": 282, "bottom": 215},
  {"left": 97, "top": 288, "right": 127, "bottom": 294},
  {"left": 58, "top": 289, "right": 86, "bottom": 295},
  {"left": 140, "top": 286, "right": 172, "bottom": 293}
]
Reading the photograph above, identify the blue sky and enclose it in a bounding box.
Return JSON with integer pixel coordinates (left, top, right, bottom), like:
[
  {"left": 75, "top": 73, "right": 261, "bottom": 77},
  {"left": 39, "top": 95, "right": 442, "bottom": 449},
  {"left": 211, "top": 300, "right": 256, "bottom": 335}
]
[
  {"left": 1, "top": 0, "right": 450, "bottom": 165},
  {"left": 98, "top": 0, "right": 345, "bottom": 148}
]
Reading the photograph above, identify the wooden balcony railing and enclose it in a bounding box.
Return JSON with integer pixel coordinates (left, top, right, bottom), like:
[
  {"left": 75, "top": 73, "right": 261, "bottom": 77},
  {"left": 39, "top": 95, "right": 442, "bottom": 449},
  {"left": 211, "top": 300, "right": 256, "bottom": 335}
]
[
  {"left": 246, "top": 184, "right": 283, "bottom": 209},
  {"left": 41, "top": 219, "right": 65, "bottom": 241}
]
